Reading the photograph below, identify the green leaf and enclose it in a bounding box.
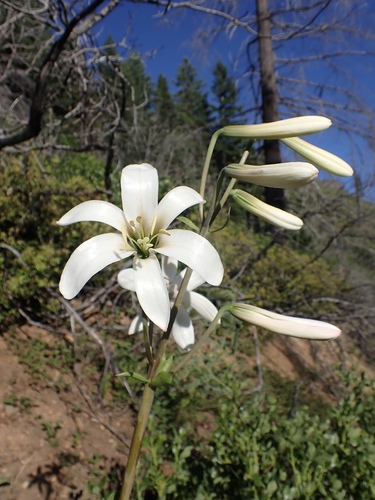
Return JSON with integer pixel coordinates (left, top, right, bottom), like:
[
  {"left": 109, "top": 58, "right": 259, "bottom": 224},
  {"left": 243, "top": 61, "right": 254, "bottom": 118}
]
[
  {"left": 348, "top": 427, "right": 361, "bottom": 441},
  {"left": 150, "top": 371, "right": 174, "bottom": 389},
  {"left": 0, "top": 477, "right": 11, "bottom": 487},
  {"left": 159, "top": 355, "right": 174, "bottom": 373},
  {"left": 266, "top": 480, "right": 278, "bottom": 495},
  {"left": 116, "top": 371, "right": 149, "bottom": 383},
  {"left": 177, "top": 216, "right": 199, "bottom": 232}
]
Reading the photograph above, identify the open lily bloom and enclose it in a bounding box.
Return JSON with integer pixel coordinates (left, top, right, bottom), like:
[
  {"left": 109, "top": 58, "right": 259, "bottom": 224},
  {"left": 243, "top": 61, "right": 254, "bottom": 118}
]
[
  {"left": 118, "top": 257, "right": 219, "bottom": 350},
  {"left": 57, "top": 163, "right": 224, "bottom": 332}
]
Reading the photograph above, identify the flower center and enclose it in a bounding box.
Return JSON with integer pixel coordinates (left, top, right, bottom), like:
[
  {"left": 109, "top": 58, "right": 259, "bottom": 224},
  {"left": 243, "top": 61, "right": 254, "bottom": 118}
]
[{"left": 123, "top": 215, "right": 169, "bottom": 258}]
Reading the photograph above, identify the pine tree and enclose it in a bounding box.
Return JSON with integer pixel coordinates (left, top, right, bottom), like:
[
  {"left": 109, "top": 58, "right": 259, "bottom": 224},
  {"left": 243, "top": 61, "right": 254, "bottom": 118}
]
[
  {"left": 154, "top": 74, "right": 175, "bottom": 128},
  {"left": 174, "top": 58, "right": 210, "bottom": 128},
  {"left": 121, "top": 52, "right": 153, "bottom": 124},
  {"left": 211, "top": 61, "right": 242, "bottom": 126},
  {"left": 211, "top": 61, "right": 245, "bottom": 171}
]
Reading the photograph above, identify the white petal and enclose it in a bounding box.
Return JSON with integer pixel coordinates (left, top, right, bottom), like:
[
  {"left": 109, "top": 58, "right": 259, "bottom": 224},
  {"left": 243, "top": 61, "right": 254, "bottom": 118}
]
[
  {"left": 155, "top": 186, "right": 204, "bottom": 230},
  {"left": 59, "top": 233, "right": 133, "bottom": 299},
  {"left": 121, "top": 164, "right": 158, "bottom": 232},
  {"left": 118, "top": 268, "right": 136, "bottom": 291},
  {"left": 184, "top": 291, "right": 218, "bottom": 322},
  {"left": 57, "top": 200, "right": 126, "bottom": 232},
  {"left": 161, "top": 256, "right": 178, "bottom": 282},
  {"left": 170, "top": 268, "right": 205, "bottom": 291},
  {"left": 186, "top": 271, "right": 206, "bottom": 291},
  {"left": 129, "top": 313, "right": 143, "bottom": 335},
  {"left": 172, "top": 306, "right": 195, "bottom": 350},
  {"left": 156, "top": 229, "right": 224, "bottom": 286},
  {"left": 281, "top": 137, "right": 354, "bottom": 177},
  {"left": 230, "top": 304, "right": 341, "bottom": 340},
  {"left": 133, "top": 253, "right": 170, "bottom": 331}
]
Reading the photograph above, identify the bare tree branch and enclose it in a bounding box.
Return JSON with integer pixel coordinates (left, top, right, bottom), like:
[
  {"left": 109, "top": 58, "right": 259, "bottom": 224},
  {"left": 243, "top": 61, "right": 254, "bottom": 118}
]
[{"left": 0, "top": 0, "right": 123, "bottom": 149}]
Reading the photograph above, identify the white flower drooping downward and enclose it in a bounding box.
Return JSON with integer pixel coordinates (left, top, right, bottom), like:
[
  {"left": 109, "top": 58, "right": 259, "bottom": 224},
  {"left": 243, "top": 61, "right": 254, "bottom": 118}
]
[
  {"left": 57, "top": 163, "right": 224, "bottom": 331},
  {"left": 118, "top": 257, "right": 219, "bottom": 350}
]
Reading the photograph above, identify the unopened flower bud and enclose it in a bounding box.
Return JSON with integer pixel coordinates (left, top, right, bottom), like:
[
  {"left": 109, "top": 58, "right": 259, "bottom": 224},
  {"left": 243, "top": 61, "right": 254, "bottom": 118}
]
[
  {"left": 218, "top": 116, "right": 331, "bottom": 140},
  {"left": 225, "top": 162, "right": 318, "bottom": 188},
  {"left": 282, "top": 137, "right": 353, "bottom": 177},
  {"left": 230, "top": 189, "right": 303, "bottom": 230},
  {"left": 230, "top": 304, "right": 341, "bottom": 340}
]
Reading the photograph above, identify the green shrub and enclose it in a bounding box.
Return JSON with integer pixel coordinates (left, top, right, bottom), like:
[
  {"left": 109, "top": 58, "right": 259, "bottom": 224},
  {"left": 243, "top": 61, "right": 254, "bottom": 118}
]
[{"left": 135, "top": 372, "right": 375, "bottom": 499}]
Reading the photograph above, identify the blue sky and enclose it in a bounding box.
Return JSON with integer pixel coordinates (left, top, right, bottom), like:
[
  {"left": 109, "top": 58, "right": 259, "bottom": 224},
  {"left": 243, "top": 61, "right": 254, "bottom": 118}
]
[
  {"left": 96, "top": 1, "right": 375, "bottom": 198},
  {"left": 96, "top": 2, "right": 245, "bottom": 88}
]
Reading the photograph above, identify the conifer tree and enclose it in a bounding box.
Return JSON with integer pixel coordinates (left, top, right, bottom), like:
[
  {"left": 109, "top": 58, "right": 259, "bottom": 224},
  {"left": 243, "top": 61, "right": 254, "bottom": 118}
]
[
  {"left": 154, "top": 74, "right": 175, "bottom": 128},
  {"left": 121, "top": 52, "right": 153, "bottom": 125},
  {"left": 174, "top": 58, "right": 210, "bottom": 128},
  {"left": 211, "top": 61, "right": 242, "bottom": 126},
  {"left": 211, "top": 61, "right": 245, "bottom": 171}
]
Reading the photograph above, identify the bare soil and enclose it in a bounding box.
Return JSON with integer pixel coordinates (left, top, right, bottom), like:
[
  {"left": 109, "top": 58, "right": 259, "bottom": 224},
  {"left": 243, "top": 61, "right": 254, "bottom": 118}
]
[{"left": 0, "top": 328, "right": 134, "bottom": 500}]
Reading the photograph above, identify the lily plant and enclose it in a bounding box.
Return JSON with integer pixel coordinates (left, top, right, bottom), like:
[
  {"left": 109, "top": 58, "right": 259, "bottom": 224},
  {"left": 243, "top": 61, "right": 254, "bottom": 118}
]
[{"left": 57, "top": 115, "right": 353, "bottom": 500}]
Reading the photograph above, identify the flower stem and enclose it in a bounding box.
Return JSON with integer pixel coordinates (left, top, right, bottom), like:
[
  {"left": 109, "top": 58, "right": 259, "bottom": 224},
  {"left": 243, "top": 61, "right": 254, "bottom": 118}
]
[
  {"left": 119, "top": 383, "right": 155, "bottom": 500},
  {"left": 199, "top": 130, "right": 220, "bottom": 219},
  {"left": 119, "top": 268, "right": 194, "bottom": 498}
]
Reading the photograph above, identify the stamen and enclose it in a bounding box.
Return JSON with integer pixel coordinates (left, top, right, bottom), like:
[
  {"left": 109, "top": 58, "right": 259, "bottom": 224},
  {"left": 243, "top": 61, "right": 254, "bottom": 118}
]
[{"left": 150, "top": 215, "right": 157, "bottom": 236}]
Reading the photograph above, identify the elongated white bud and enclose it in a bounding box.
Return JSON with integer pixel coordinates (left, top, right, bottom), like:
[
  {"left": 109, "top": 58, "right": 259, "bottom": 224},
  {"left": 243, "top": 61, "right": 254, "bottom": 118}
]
[
  {"left": 230, "top": 304, "right": 341, "bottom": 340},
  {"left": 218, "top": 116, "right": 331, "bottom": 140},
  {"left": 230, "top": 189, "right": 303, "bottom": 230},
  {"left": 282, "top": 137, "right": 353, "bottom": 177},
  {"left": 225, "top": 162, "right": 318, "bottom": 188}
]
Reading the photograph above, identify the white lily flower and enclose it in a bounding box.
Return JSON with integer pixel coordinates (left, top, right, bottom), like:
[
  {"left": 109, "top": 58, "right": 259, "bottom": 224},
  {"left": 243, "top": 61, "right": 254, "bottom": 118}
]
[
  {"left": 225, "top": 162, "right": 318, "bottom": 188},
  {"left": 218, "top": 116, "right": 331, "bottom": 140},
  {"left": 281, "top": 137, "right": 353, "bottom": 177},
  {"left": 57, "top": 163, "right": 224, "bottom": 331},
  {"left": 230, "top": 189, "right": 303, "bottom": 230},
  {"left": 230, "top": 304, "right": 341, "bottom": 340},
  {"left": 118, "top": 257, "right": 219, "bottom": 350}
]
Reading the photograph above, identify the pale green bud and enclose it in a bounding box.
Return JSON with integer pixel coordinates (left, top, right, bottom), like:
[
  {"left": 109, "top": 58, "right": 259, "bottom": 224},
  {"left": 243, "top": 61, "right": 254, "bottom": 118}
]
[
  {"left": 230, "top": 304, "right": 341, "bottom": 340},
  {"left": 218, "top": 116, "right": 331, "bottom": 140},
  {"left": 225, "top": 162, "right": 318, "bottom": 188},
  {"left": 230, "top": 189, "right": 303, "bottom": 230},
  {"left": 281, "top": 137, "right": 353, "bottom": 177}
]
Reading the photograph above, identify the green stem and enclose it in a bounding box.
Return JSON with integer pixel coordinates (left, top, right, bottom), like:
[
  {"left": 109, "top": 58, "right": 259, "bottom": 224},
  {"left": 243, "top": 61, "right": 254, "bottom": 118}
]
[
  {"left": 206, "top": 150, "right": 249, "bottom": 229},
  {"left": 119, "top": 383, "right": 155, "bottom": 500},
  {"left": 199, "top": 130, "right": 220, "bottom": 219},
  {"left": 119, "top": 267, "right": 194, "bottom": 499},
  {"left": 142, "top": 313, "right": 153, "bottom": 366}
]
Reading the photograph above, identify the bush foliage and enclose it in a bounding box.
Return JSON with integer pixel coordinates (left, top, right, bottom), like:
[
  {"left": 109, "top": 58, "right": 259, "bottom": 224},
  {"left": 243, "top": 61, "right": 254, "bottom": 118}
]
[{"left": 136, "top": 372, "right": 375, "bottom": 499}]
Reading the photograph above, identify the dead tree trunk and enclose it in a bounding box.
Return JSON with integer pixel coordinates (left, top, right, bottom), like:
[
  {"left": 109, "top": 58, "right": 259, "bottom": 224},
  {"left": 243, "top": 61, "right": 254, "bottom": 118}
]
[{"left": 256, "top": 0, "right": 285, "bottom": 210}]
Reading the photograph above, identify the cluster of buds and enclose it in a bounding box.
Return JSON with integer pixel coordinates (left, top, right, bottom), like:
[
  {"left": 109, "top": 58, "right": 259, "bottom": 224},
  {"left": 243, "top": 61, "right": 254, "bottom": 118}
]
[
  {"left": 206, "top": 116, "right": 353, "bottom": 340},
  {"left": 219, "top": 116, "right": 353, "bottom": 231}
]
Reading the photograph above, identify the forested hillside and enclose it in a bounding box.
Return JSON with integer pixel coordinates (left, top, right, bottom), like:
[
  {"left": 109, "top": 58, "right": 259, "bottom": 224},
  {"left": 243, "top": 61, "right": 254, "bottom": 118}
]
[{"left": 1, "top": 1, "right": 375, "bottom": 499}]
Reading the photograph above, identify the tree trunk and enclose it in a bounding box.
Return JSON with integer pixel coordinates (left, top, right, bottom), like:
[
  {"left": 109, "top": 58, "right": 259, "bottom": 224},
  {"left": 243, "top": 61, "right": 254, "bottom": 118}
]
[{"left": 256, "top": 0, "right": 285, "bottom": 210}]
